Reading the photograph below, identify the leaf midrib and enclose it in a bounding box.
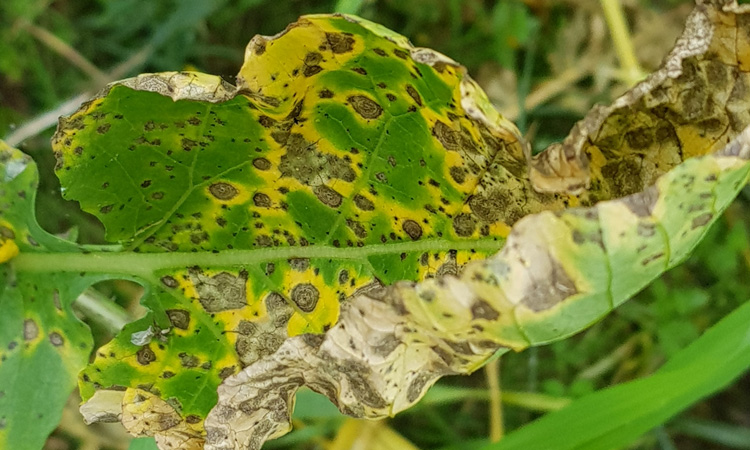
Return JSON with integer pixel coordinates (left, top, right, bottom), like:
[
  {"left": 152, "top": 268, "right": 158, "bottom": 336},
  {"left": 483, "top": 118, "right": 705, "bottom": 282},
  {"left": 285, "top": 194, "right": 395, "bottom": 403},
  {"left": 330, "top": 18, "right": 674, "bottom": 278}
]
[{"left": 12, "top": 237, "right": 505, "bottom": 278}]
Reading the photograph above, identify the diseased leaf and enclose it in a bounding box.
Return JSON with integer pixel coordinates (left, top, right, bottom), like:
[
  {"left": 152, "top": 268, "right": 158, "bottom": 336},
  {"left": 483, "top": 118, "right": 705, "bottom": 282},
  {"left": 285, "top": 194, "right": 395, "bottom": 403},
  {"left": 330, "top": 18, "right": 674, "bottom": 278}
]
[
  {"left": 0, "top": 142, "right": 94, "bottom": 450},
  {"left": 1, "top": 1, "right": 749, "bottom": 450}
]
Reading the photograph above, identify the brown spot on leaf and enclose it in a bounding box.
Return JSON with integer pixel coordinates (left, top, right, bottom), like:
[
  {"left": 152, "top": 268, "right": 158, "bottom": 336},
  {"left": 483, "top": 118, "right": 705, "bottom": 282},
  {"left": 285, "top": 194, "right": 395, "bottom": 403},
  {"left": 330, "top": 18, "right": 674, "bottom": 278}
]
[
  {"left": 291, "top": 283, "right": 319, "bottom": 312},
  {"left": 49, "top": 332, "right": 64, "bottom": 347},
  {"left": 190, "top": 269, "right": 248, "bottom": 313},
  {"left": 393, "top": 48, "right": 409, "bottom": 59},
  {"left": 23, "top": 319, "right": 38, "bottom": 341},
  {"left": 691, "top": 212, "right": 713, "bottom": 229},
  {"left": 402, "top": 220, "right": 423, "bottom": 240},
  {"left": 471, "top": 300, "right": 499, "bottom": 320},
  {"left": 449, "top": 166, "right": 465, "bottom": 184},
  {"left": 326, "top": 32, "right": 354, "bottom": 53},
  {"left": 136, "top": 346, "right": 156, "bottom": 365},
  {"left": 348, "top": 95, "right": 383, "bottom": 119},
  {"left": 166, "top": 309, "right": 190, "bottom": 330},
  {"left": 432, "top": 121, "right": 459, "bottom": 150},
  {"left": 452, "top": 213, "right": 476, "bottom": 237},
  {"left": 160, "top": 276, "right": 178, "bottom": 288},
  {"left": 252, "top": 158, "right": 271, "bottom": 170},
  {"left": 209, "top": 182, "right": 239, "bottom": 200},
  {"left": 304, "top": 65, "right": 323, "bottom": 77},
  {"left": 318, "top": 89, "right": 334, "bottom": 98},
  {"left": 520, "top": 258, "right": 578, "bottom": 311},
  {"left": 253, "top": 192, "right": 272, "bottom": 207},
  {"left": 346, "top": 219, "right": 368, "bottom": 239},
  {"left": 354, "top": 194, "right": 375, "bottom": 211},
  {"left": 406, "top": 84, "right": 422, "bottom": 106},
  {"left": 313, "top": 185, "right": 343, "bottom": 208}
]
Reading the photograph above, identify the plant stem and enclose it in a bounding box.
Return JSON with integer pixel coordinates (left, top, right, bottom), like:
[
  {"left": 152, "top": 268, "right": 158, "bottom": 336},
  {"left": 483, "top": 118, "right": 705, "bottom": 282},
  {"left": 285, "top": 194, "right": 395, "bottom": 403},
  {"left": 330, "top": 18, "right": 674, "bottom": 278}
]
[
  {"left": 72, "top": 288, "right": 132, "bottom": 334},
  {"left": 485, "top": 359, "right": 503, "bottom": 442},
  {"left": 12, "top": 237, "right": 504, "bottom": 278},
  {"left": 600, "top": 0, "right": 644, "bottom": 86}
]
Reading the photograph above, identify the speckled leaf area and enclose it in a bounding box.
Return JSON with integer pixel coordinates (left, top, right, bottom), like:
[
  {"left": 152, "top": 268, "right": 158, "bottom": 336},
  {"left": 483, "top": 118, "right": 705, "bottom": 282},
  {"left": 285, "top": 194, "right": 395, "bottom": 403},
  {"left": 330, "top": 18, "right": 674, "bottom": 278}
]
[
  {"left": 51, "top": 15, "right": 539, "bottom": 445},
  {"left": 0, "top": 143, "right": 94, "bottom": 450}
]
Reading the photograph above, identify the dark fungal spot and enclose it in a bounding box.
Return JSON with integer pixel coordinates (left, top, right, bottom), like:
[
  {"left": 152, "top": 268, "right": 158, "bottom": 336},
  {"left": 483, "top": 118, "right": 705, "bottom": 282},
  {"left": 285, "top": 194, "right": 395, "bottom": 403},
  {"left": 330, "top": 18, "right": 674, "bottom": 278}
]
[
  {"left": 179, "top": 353, "right": 199, "bottom": 368},
  {"left": 338, "top": 270, "right": 349, "bottom": 284},
  {"left": 402, "top": 220, "right": 423, "bottom": 240},
  {"left": 352, "top": 67, "right": 367, "bottom": 75},
  {"left": 49, "top": 332, "right": 64, "bottom": 347},
  {"left": 319, "top": 89, "right": 334, "bottom": 98},
  {"left": 23, "top": 319, "right": 38, "bottom": 341},
  {"left": 406, "top": 84, "right": 422, "bottom": 106},
  {"left": 406, "top": 372, "right": 433, "bottom": 403},
  {"left": 252, "top": 192, "right": 272, "bottom": 208},
  {"left": 96, "top": 123, "right": 111, "bottom": 134},
  {"left": 289, "top": 258, "right": 310, "bottom": 272},
  {"left": 346, "top": 219, "right": 367, "bottom": 238},
  {"left": 181, "top": 138, "right": 198, "bottom": 151},
  {"left": 313, "top": 185, "right": 343, "bottom": 208},
  {"left": 258, "top": 115, "right": 275, "bottom": 128},
  {"left": 373, "top": 48, "right": 386, "bottom": 56},
  {"left": 304, "top": 65, "right": 323, "bottom": 77},
  {"left": 452, "top": 213, "right": 477, "bottom": 237},
  {"left": 291, "top": 283, "right": 319, "bottom": 312},
  {"left": 449, "top": 166, "right": 466, "bottom": 184},
  {"left": 209, "top": 182, "right": 239, "bottom": 201},
  {"left": 354, "top": 194, "right": 375, "bottom": 211},
  {"left": 692, "top": 213, "right": 713, "bottom": 229},
  {"left": 386, "top": 93, "right": 397, "bottom": 102},
  {"left": 325, "top": 32, "right": 354, "bottom": 53},
  {"left": 140, "top": 180, "right": 151, "bottom": 188},
  {"left": 99, "top": 204, "right": 114, "bottom": 214},
  {"left": 393, "top": 48, "right": 409, "bottom": 59},
  {"left": 219, "top": 367, "right": 236, "bottom": 379},
  {"left": 136, "top": 346, "right": 156, "bottom": 365},
  {"left": 252, "top": 158, "right": 271, "bottom": 170},
  {"left": 432, "top": 121, "right": 459, "bottom": 150},
  {"left": 166, "top": 309, "right": 190, "bottom": 330},
  {"left": 190, "top": 269, "right": 248, "bottom": 313},
  {"left": 160, "top": 276, "right": 178, "bottom": 288},
  {"left": 348, "top": 95, "right": 383, "bottom": 119},
  {"left": 471, "top": 300, "right": 500, "bottom": 320}
]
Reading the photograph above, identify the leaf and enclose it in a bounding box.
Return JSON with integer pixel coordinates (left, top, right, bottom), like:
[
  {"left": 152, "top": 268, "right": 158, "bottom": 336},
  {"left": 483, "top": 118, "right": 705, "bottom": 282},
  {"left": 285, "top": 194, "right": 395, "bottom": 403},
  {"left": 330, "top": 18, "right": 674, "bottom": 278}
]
[
  {"left": 199, "top": 4, "right": 750, "bottom": 449},
  {"left": 476, "top": 297, "right": 750, "bottom": 450},
  {"left": 0, "top": 142, "right": 94, "bottom": 449}
]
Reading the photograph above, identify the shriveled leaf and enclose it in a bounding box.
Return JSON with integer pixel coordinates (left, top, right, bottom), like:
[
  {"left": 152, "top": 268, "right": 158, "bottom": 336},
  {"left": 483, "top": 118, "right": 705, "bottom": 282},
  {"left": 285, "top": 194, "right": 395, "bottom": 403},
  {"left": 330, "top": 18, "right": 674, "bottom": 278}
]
[{"left": 0, "top": 142, "right": 94, "bottom": 450}]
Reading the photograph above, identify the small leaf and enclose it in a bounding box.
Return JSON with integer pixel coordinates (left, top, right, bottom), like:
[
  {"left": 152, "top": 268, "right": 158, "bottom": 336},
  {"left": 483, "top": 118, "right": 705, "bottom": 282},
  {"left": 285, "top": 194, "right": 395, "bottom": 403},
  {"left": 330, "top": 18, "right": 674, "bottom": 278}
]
[{"left": 0, "top": 142, "right": 94, "bottom": 450}]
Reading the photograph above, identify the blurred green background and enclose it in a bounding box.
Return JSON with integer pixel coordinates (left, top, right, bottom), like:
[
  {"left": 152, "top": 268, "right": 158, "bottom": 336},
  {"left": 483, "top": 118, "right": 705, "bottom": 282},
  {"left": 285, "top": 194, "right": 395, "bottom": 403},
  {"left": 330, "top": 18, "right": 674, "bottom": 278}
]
[{"left": 3, "top": 0, "right": 750, "bottom": 449}]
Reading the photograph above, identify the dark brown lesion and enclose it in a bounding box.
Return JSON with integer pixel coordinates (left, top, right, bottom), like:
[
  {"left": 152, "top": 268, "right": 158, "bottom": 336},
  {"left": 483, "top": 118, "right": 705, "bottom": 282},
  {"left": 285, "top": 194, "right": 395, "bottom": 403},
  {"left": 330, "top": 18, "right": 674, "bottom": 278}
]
[
  {"left": 166, "top": 309, "right": 190, "bottom": 330},
  {"left": 209, "top": 182, "right": 239, "bottom": 200},
  {"left": 290, "top": 283, "right": 320, "bottom": 312},
  {"left": 348, "top": 95, "right": 383, "bottom": 119},
  {"left": 313, "top": 184, "right": 343, "bottom": 208},
  {"left": 189, "top": 268, "right": 248, "bottom": 313},
  {"left": 402, "top": 219, "right": 423, "bottom": 240},
  {"left": 325, "top": 32, "right": 355, "bottom": 54}
]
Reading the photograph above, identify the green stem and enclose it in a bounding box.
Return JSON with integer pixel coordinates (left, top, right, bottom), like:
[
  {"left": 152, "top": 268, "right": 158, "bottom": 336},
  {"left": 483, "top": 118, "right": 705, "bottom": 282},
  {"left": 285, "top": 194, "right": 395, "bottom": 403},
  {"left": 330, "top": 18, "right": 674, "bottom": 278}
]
[
  {"left": 73, "top": 288, "right": 133, "bottom": 334},
  {"left": 600, "top": 0, "right": 644, "bottom": 86},
  {"left": 12, "top": 238, "right": 504, "bottom": 277}
]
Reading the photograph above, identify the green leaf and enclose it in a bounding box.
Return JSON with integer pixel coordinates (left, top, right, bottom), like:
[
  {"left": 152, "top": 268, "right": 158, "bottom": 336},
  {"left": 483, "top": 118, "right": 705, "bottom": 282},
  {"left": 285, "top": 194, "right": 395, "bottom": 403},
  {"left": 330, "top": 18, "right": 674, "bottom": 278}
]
[
  {"left": 0, "top": 142, "right": 94, "bottom": 450},
  {"left": 478, "top": 298, "right": 750, "bottom": 450}
]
